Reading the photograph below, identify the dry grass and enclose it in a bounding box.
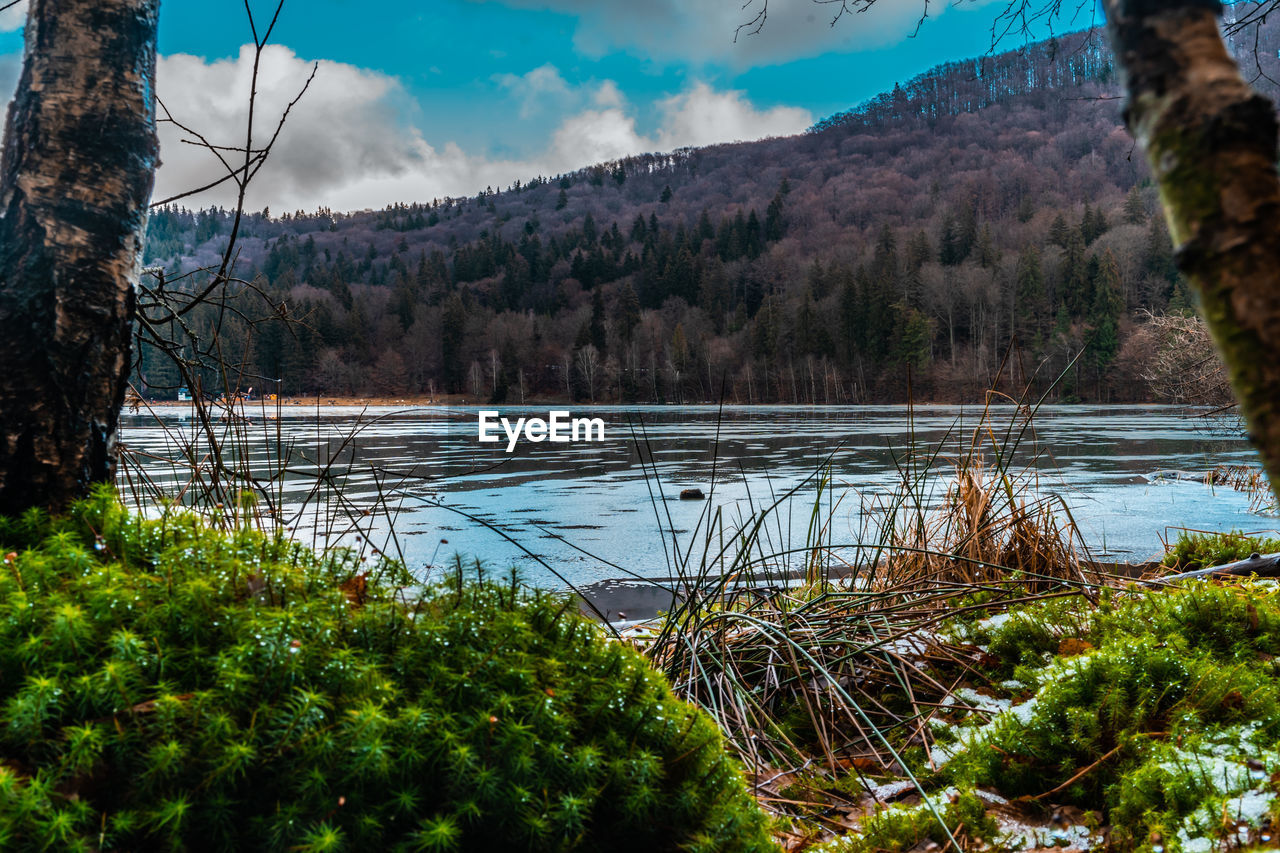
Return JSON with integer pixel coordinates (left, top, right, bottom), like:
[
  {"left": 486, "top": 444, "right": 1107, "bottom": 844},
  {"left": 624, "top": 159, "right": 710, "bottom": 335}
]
[
  {"left": 885, "top": 455, "right": 1092, "bottom": 591},
  {"left": 635, "top": 399, "right": 1118, "bottom": 841},
  {"left": 1210, "top": 463, "right": 1277, "bottom": 514}
]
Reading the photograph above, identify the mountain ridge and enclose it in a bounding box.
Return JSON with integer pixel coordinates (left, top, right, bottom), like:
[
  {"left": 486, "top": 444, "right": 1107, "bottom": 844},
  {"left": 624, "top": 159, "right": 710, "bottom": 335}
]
[{"left": 134, "top": 14, "right": 1280, "bottom": 404}]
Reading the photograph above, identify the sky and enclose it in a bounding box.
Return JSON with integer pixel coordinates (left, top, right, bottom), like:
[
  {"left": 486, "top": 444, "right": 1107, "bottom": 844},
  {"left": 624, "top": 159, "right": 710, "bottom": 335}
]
[{"left": 0, "top": 0, "right": 1095, "bottom": 212}]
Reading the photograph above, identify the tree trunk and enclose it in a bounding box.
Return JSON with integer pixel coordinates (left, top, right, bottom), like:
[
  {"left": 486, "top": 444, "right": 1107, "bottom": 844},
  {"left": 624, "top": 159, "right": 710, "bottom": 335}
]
[
  {"left": 1103, "top": 0, "right": 1280, "bottom": 503},
  {"left": 0, "top": 0, "right": 160, "bottom": 515}
]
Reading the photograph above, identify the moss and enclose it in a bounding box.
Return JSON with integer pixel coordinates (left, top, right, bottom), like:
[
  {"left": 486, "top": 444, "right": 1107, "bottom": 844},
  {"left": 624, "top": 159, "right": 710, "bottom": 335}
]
[
  {"left": 985, "top": 610, "right": 1074, "bottom": 674},
  {"left": 0, "top": 490, "right": 776, "bottom": 852},
  {"left": 1162, "top": 530, "right": 1280, "bottom": 572},
  {"left": 935, "top": 582, "right": 1280, "bottom": 851},
  {"left": 1146, "top": 116, "right": 1222, "bottom": 249},
  {"left": 809, "top": 788, "right": 998, "bottom": 853}
]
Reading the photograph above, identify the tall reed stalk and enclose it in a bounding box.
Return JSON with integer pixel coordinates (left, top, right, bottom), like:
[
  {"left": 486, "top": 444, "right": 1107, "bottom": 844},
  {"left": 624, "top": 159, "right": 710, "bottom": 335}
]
[{"left": 631, "top": 391, "right": 1121, "bottom": 839}]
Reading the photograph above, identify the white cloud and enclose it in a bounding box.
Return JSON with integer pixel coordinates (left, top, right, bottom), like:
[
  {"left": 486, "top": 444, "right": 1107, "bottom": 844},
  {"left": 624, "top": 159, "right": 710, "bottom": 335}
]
[
  {"left": 154, "top": 45, "right": 536, "bottom": 211},
  {"left": 536, "top": 84, "right": 811, "bottom": 172},
  {"left": 548, "top": 107, "right": 649, "bottom": 166},
  {"left": 151, "top": 46, "right": 812, "bottom": 211},
  {"left": 592, "top": 79, "right": 624, "bottom": 108},
  {"left": 494, "top": 62, "right": 571, "bottom": 117},
  {"left": 479, "top": 0, "right": 940, "bottom": 67},
  {"left": 654, "top": 82, "right": 812, "bottom": 149},
  {"left": 155, "top": 45, "right": 445, "bottom": 211}
]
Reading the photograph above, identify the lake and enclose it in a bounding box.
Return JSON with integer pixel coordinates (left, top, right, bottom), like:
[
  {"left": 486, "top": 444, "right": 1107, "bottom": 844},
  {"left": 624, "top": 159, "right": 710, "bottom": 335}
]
[{"left": 118, "top": 404, "right": 1274, "bottom": 600}]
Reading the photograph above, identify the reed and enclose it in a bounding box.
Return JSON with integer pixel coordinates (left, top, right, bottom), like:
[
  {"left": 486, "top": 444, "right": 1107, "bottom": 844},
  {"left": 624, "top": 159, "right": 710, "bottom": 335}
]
[
  {"left": 114, "top": 389, "right": 428, "bottom": 593},
  {"left": 1209, "top": 463, "right": 1276, "bottom": 514},
  {"left": 631, "top": 392, "right": 1117, "bottom": 846}
]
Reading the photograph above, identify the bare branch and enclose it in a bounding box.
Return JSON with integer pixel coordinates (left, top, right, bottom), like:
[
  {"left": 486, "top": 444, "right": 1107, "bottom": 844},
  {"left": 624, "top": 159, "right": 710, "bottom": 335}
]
[{"left": 734, "top": 0, "right": 768, "bottom": 43}]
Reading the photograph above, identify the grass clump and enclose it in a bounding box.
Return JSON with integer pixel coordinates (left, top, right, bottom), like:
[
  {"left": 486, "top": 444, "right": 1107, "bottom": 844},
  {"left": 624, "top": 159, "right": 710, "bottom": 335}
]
[
  {"left": 1162, "top": 530, "right": 1280, "bottom": 571},
  {"left": 0, "top": 490, "right": 775, "bottom": 852}
]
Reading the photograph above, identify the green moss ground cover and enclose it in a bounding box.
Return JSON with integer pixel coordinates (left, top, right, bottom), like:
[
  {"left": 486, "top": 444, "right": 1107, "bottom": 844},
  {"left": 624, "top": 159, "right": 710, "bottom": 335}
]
[
  {"left": 0, "top": 491, "right": 775, "bottom": 852},
  {"left": 814, "top": 571, "right": 1280, "bottom": 852},
  {"left": 1161, "top": 530, "right": 1280, "bottom": 571}
]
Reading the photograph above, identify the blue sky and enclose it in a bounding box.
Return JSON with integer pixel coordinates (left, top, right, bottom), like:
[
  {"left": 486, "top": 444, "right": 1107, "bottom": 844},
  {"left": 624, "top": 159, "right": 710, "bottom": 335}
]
[{"left": 0, "top": 0, "right": 1095, "bottom": 211}]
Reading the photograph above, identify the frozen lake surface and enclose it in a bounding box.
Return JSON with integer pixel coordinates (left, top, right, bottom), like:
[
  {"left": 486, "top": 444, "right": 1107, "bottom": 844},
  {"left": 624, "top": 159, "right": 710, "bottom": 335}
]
[{"left": 118, "top": 404, "right": 1274, "bottom": 590}]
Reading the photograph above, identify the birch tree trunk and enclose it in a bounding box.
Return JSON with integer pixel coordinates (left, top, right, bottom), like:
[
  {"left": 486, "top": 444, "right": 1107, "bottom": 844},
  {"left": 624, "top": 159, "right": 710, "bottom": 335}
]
[
  {"left": 1103, "top": 0, "right": 1280, "bottom": 502},
  {"left": 0, "top": 0, "right": 160, "bottom": 515}
]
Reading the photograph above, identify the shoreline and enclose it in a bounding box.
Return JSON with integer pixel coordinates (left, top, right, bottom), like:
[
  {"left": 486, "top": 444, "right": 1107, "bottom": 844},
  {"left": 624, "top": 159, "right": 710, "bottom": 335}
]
[
  {"left": 575, "top": 558, "right": 1163, "bottom": 624},
  {"left": 133, "top": 395, "right": 1195, "bottom": 411}
]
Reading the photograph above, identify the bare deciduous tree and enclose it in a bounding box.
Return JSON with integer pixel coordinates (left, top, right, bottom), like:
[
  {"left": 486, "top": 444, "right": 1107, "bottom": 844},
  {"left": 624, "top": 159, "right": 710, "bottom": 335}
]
[
  {"left": 1136, "top": 309, "right": 1233, "bottom": 408},
  {"left": 576, "top": 343, "right": 601, "bottom": 402}
]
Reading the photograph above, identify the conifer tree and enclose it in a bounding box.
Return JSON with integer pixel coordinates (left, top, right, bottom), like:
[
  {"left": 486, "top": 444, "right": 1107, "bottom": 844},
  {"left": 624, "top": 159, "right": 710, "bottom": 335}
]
[
  {"left": 838, "top": 274, "right": 863, "bottom": 367},
  {"left": 1061, "top": 232, "right": 1090, "bottom": 317},
  {"left": 701, "top": 258, "right": 732, "bottom": 332},
  {"left": 907, "top": 230, "right": 933, "bottom": 272},
  {"left": 1016, "top": 246, "right": 1047, "bottom": 339},
  {"left": 765, "top": 190, "right": 785, "bottom": 241},
  {"left": 894, "top": 303, "right": 933, "bottom": 371},
  {"left": 697, "top": 208, "right": 715, "bottom": 242},
  {"left": 440, "top": 294, "right": 468, "bottom": 393},
  {"left": 1145, "top": 217, "right": 1178, "bottom": 286},
  {"left": 617, "top": 282, "right": 642, "bottom": 344},
  {"left": 590, "top": 289, "right": 608, "bottom": 356},
  {"left": 745, "top": 209, "right": 763, "bottom": 257},
  {"left": 957, "top": 202, "right": 978, "bottom": 260},
  {"left": 1089, "top": 249, "right": 1125, "bottom": 392},
  {"left": 939, "top": 213, "right": 962, "bottom": 266},
  {"left": 1048, "top": 213, "right": 1070, "bottom": 248},
  {"left": 1123, "top": 185, "right": 1147, "bottom": 224}
]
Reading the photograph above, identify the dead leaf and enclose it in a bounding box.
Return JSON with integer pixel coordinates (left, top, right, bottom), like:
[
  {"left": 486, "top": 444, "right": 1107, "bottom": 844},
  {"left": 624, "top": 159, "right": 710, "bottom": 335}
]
[
  {"left": 339, "top": 573, "right": 369, "bottom": 607},
  {"left": 1058, "top": 638, "right": 1094, "bottom": 657}
]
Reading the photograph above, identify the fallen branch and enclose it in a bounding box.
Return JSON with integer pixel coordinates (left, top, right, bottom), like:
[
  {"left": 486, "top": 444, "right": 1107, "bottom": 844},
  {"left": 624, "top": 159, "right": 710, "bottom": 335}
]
[{"left": 1150, "top": 552, "right": 1280, "bottom": 585}]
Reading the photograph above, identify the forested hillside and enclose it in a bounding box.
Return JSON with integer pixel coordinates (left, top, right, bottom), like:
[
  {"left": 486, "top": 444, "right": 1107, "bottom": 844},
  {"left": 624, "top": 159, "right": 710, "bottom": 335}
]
[{"left": 135, "top": 14, "right": 1280, "bottom": 404}]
